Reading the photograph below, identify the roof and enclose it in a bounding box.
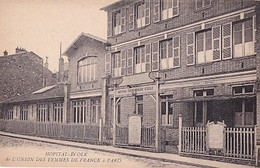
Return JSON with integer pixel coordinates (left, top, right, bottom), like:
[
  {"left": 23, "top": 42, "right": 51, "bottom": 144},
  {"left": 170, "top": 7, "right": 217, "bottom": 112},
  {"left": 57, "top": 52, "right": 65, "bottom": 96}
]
[
  {"left": 63, "top": 33, "right": 107, "bottom": 56},
  {"left": 1, "top": 84, "right": 65, "bottom": 104},
  {"left": 100, "top": 0, "right": 137, "bottom": 11}
]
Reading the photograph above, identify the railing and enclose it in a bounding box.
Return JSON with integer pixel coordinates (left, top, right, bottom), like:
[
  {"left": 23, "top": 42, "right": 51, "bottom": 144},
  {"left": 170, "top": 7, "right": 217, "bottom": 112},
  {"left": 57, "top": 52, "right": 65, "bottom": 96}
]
[
  {"left": 225, "top": 127, "right": 255, "bottom": 159},
  {"left": 115, "top": 124, "right": 128, "bottom": 145},
  {"left": 141, "top": 125, "right": 155, "bottom": 147},
  {"left": 181, "top": 127, "right": 207, "bottom": 154},
  {"left": 102, "top": 124, "right": 113, "bottom": 144}
]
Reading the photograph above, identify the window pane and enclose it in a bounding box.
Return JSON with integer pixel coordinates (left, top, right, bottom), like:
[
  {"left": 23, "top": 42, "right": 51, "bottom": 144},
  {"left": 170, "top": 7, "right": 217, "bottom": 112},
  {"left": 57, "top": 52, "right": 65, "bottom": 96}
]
[
  {"left": 196, "top": 102, "right": 203, "bottom": 123},
  {"left": 234, "top": 99, "right": 242, "bottom": 112},
  {"left": 137, "top": 104, "right": 143, "bottom": 115},
  {"left": 233, "top": 86, "right": 243, "bottom": 94},
  {"left": 245, "top": 98, "right": 254, "bottom": 112},
  {"left": 245, "top": 85, "right": 253, "bottom": 93},
  {"left": 168, "top": 40, "right": 173, "bottom": 58},
  {"left": 161, "top": 102, "right": 166, "bottom": 115},
  {"left": 168, "top": 102, "right": 173, "bottom": 114},
  {"left": 160, "top": 41, "right": 167, "bottom": 59}
]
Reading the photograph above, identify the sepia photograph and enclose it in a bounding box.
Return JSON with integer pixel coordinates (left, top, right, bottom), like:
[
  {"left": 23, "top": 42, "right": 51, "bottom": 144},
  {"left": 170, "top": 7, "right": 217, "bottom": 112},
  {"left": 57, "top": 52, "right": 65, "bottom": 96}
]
[{"left": 0, "top": 0, "right": 259, "bottom": 167}]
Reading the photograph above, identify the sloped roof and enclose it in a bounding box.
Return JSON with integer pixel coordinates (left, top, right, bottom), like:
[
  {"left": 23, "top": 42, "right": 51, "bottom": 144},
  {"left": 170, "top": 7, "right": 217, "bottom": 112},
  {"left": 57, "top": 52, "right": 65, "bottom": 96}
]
[
  {"left": 100, "top": 0, "right": 137, "bottom": 11},
  {"left": 1, "top": 84, "right": 65, "bottom": 104},
  {"left": 63, "top": 33, "right": 107, "bottom": 56}
]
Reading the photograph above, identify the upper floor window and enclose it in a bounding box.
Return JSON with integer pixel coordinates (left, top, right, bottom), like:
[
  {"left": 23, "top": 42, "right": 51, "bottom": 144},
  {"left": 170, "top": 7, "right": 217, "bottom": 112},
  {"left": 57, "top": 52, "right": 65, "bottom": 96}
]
[
  {"left": 196, "top": 0, "right": 211, "bottom": 10},
  {"left": 78, "top": 57, "right": 96, "bottom": 83},
  {"left": 136, "top": 3, "right": 146, "bottom": 28},
  {"left": 112, "top": 52, "right": 121, "bottom": 77},
  {"left": 233, "top": 18, "right": 254, "bottom": 58},
  {"left": 20, "top": 105, "right": 28, "bottom": 121},
  {"left": 196, "top": 29, "right": 213, "bottom": 64},
  {"left": 134, "top": 46, "right": 147, "bottom": 73},
  {"left": 161, "top": 0, "right": 179, "bottom": 20},
  {"left": 113, "top": 11, "right": 121, "bottom": 35},
  {"left": 160, "top": 39, "right": 173, "bottom": 69}
]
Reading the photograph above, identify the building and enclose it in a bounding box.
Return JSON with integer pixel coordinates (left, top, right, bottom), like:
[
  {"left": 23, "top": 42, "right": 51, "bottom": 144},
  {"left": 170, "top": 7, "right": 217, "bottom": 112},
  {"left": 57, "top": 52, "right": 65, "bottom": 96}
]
[{"left": 101, "top": 0, "right": 260, "bottom": 162}]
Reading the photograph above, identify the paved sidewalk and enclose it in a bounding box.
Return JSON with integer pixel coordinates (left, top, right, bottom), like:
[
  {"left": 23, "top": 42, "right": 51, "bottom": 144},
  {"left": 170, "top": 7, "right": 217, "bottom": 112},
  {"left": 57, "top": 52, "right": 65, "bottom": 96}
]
[{"left": 0, "top": 131, "right": 255, "bottom": 168}]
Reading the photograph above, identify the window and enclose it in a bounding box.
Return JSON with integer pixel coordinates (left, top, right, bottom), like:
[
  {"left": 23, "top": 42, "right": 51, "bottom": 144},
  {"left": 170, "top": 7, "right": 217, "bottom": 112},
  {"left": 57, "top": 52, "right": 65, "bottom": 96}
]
[
  {"left": 91, "top": 99, "right": 101, "bottom": 124},
  {"left": 134, "top": 46, "right": 147, "bottom": 73},
  {"left": 196, "top": 0, "right": 211, "bottom": 10},
  {"left": 73, "top": 100, "right": 87, "bottom": 123},
  {"left": 233, "top": 85, "right": 254, "bottom": 95},
  {"left": 136, "top": 3, "right": 145, "bottom": 28},
  {"left": 196, "top": 29, "right": 213, "bottom": 64},
  {"left": 112, "top": 52, "right": 121, "bottom": 77},
  {"left": 113, "top": 11, "right": 121, "bottom": 35},
  {"left": 161, "top": 95, "right": 173, "bottom": 125},
  {"left": 160, "top": 39, "right": 173, "bottom": 69},
  {"left": 194, "top": 89, "right": 214, "bottom": 97},
  {"left": 117, "top": 99, "right": 121, "bottom": 123},
  {"left": 135, "top": 96, "right": 143, "bottom": 115},
  {"left": 20, "top": 106, "right": 28, "bottom": 121},
  {"left": 37, "top": 104, "right": 49, "bottom": 122},
  {"left": 234, "top": 98, "right": 255, "bottom": 126},
  {"left": 53, "top": 102, "right": 63, "bottom": 123},
  {"left": 78, "top": 57, "right": 96, "bottom": 83},
  {"left": 161, "top": 0, "right": 179, "bottom": 20},
  {"left": 233, "top": 18, "right": 254, "bottom": 58},
  {"left": 6, "top": 108, "right": 13, "bottom": 120}
]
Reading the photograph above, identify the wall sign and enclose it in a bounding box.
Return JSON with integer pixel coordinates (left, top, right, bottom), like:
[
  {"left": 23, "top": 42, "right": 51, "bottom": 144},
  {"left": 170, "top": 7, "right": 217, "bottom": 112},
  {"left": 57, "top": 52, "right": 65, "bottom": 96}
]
[
  {"left": 207, "top": 121, "right": 226, "bottom": 150},
  {"left": 128, "top": 115, "right": 142, "bottom": 145}
]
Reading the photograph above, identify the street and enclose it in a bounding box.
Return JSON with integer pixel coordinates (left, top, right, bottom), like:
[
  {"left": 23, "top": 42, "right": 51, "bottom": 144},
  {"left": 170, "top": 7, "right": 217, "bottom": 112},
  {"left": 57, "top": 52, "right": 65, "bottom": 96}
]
[{"left": 0, "top": 135, "right": 198, "bottom": 168}]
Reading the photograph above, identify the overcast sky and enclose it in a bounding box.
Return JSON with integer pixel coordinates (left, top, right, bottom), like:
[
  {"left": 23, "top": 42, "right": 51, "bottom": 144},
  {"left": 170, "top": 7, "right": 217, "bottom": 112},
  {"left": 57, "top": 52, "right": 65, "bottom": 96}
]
[{"left": 0, "top": 0, "right": 117, "bottom": 72}]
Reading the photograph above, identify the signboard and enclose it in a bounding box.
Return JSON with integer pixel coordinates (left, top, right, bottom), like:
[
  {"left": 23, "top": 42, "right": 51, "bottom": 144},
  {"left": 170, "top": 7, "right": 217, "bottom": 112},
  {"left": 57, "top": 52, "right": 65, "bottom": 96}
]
[
  {"left": 207, "top": 121, "right": 226, "bottom": 149},
  {"left": 113, "top": 85, "right": 155, "bottom": 97},
  {"left": 128, "top": 115, "right": 142, "bottom": 145}
]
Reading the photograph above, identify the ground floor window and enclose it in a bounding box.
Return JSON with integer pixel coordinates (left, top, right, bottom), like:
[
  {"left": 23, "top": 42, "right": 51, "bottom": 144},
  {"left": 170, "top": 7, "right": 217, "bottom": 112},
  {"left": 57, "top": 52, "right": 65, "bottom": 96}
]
[
  {"left": 91, "top": 99, "right": 101, "bottom": 124},
  {"left": 37, "top": 104, "right": 49, "bottom": 122},
  {"left": 161, "top": 95, "right": 173, "bottom": 125},
  {"left": 20, "top": 105, "right": 29, "bottom": 120},
  {"left": 234, "top": 98, "right": 255, "bottom": 126},
  {"left": 53, "top": 102, "right": 64, "bottom": 123},
  {"left": 6, "top": 108, "right": 13, "bottom": 120},
  {"left": 194, "top": 101, "right": 214, "bottom": 126},
  {"left": 73, "top": 100, "right": 87, "bottom": 123},
  {"left": 135, "top": 96, "right": 143, "bottom": 115}
]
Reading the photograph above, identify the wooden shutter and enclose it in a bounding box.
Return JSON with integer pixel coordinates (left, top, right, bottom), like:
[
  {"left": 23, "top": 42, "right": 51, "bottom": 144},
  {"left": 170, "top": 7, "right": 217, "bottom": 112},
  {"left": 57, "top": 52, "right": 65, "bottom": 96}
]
[
  {"left": 186, "top": 33, "right": 195, "bottom": 65},
  {"left": 154, "top": 0, "right": 160, "bottom": 23},
  {"left": 121, "top": 8, "right": 126, "bottom": 33},
  {"left": 172, "top": 0, "right": 179, "bottom": 17},
  {"left": 152, "top": 41, "right": 159, "bottom": 71},
  {"left": 129, "top": 5, "right": 135, "bottom": 31},
  {"left": 107, "top": 12, "right": 112, "bottom": 37},
  {"left": 212, "top": 25, "right": 221, "bottom": 61},
  {"left": 105, "top": 53, "right": 111, "bottom": 75},
  {"left": 121, "top": 50, "right": 126, "bottom": 76},
  {"left": 173, "top": 36, "right": 180, "bottom": 67},
  {"left": 222, "top": 23, "right": 232, "bottom": 60},
  {"left": 145, "top": 43, "right": 151, "bottom": 72},
  {"left": 144, "top": 0, "right": 150, "bottom": 26},
  {"left": 127, "top": 48, "right": 133, "bottom": 75},
  {"left": 253, "top": 15, "right": 256, "bottom": 53}
]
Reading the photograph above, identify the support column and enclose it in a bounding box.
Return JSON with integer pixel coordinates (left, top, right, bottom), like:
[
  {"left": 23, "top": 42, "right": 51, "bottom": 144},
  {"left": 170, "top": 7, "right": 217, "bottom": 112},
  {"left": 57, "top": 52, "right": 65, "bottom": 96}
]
[
  {"left": 155, "top": 76, "right": 162, "bottom": 152},
  {"left": 101, "top": 76, "right": 107, "bottom": 124},
  {"left": 112, "top": 84, "right": 117, "bottom": 146},
  {"left": 178, "top": 114, "right": 182, "bottom": 154},
  {"left": 63, "top": 83, "right": 70, "bottom": 123}
]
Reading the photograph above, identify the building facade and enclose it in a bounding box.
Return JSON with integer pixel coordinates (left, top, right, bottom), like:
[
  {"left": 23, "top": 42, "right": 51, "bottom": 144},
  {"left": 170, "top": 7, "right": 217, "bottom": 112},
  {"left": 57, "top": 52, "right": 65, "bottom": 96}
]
[{"left": 101, "top": 0, "right": 260, "bottom": 157}]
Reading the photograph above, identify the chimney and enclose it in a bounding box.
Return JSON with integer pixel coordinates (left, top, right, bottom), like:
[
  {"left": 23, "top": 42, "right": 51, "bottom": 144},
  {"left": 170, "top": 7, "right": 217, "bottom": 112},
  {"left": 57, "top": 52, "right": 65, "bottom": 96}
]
[
  {"left": 3, "top": 50, "right": 8, "bottom": 56},
  {"left": 15, "top": 47, "right": 27, "bottom": 54},
  {"left": 44, "top": 57, "right": 49, "bottom": 69}
]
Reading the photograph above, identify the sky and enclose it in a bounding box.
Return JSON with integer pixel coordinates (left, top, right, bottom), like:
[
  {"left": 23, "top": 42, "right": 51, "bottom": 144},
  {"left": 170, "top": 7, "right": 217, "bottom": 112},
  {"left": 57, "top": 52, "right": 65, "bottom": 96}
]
[{"left": 0, "top": 0, "right": 118, "bottom": 72}]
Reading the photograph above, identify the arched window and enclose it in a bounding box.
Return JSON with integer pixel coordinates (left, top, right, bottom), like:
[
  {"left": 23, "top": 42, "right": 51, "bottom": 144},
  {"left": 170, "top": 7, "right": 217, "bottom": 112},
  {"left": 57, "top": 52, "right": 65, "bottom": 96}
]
[{"left": 78, "top": 56, "right": 97, "bottom": 83}]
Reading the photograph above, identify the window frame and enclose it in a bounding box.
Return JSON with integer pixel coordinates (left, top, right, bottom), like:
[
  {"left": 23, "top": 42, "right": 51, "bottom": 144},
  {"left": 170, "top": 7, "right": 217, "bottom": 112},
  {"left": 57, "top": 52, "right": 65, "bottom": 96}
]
[
  {"left": 195, "top": 0, "right": 212, "bottom": 11},
  {"left": 136, "top": 2, "right": 146, "bottom": 28},
  {"left": 160, "top": 39, "right": 173, "bottom": 69},
  {"left": 134, "top": 46, "right": 147, "bottom": 74},
  {"left": 161, "top": 95, "right": 173, "bottom": 125},
  {"left": 196, "top": 29, "right": 213, "bottom": 64},
  {"left": 37, "top": 104, "right": 49, "bottom": 122},
  {"left": 113, "top": 10, "right": 121, "bottom": 35},
  {"left": 135, "top": 95, "right": 143, "bottom": 115},
  {"left": 232, "top": 85, "right": 254, "bottom": 95},
  {"left": 112, "top": 52, "right": 122, "bottom": 77},
  {"left": 20, "top": 105, "right": 29, "bottom": 121},
  {"left": 161, "top": 0, "right": 179, "bottom": 21},
  {"left": 53, "top": 102, "right": 64, "bottom": 123},
  {"left": 90, "top": 99, "right": 101, "bottom": 124}
]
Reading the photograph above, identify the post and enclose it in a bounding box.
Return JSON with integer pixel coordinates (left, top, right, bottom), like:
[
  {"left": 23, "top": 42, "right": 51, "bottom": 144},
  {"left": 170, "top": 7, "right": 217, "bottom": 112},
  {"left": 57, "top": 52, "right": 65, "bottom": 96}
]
[
  {"left": 178, "top": 114, "right": 182, "bottom": 154},
  {"left": 112, "top": 84, "right": 117, "bottom": 146},
  {"left": 255, "top": 125, "right": 258, "bottom": 167},
  {"left": 99, "top": 118, "right": 103, "bottom": 144},
  {"left": 155, "top": 76, "right": 161, "bottom": 152}
]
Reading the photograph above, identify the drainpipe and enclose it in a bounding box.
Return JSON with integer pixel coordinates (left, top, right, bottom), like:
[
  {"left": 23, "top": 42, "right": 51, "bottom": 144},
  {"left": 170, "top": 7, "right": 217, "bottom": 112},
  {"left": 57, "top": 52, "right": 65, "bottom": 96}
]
[{"left": 155, "top": 75, "right": 162, "bottom": 152}]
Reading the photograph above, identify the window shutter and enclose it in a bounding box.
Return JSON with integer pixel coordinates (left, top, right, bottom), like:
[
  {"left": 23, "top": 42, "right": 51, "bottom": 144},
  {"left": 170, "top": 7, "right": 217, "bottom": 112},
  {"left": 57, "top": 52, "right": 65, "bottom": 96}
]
[
  {"left": 121, "top": 8, "right": 126, "bottom": 33},
  {"left": 222, "top": 22, "right": 232, "bottom": 60},
  {"left": 105, "top": 53, "right": 111, "bottom": 75},
  {"left": 121, "top": 50, "right": 126, "bottom": 76},
  {"left": 153, "top": 0, "right": 160, "bottom": 23},
  {"left": 144, "top": 0, "right": 150, "bottom": 26},
  {"left": 152, "top": 41, "right": 159, "bottom": 71},
  {"left": 212, "top": 25, "right": 221, "bottom": 61},
  {"left": 127, "top": 48, "right": 133, "bottom": 75},
  {"left": 129, "top": 5, "right": 135, "bottom": 31},
  {"left": 186, "top": 32, "right": 195, "bottom": 65},
  {"left": 173, "top": 36, "right": 180, "bottom": 67},
  {"left": 253, "top": 15, "right": 256, "bottom": 53},
  {"left": 145, "top": 43, "right": 151, "bottom": 72},
  {"left": 172, "top": 0, "right": 179, "bottom": 17},
  {"left": 107, "top": 12, "right": 112, "bottom": 37}
]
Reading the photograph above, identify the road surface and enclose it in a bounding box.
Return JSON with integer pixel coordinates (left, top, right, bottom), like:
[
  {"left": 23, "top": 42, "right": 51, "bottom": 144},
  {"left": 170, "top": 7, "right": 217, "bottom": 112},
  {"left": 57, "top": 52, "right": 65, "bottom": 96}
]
[{"left": 0, "top": 135, "right": 199, "bottom": 168}]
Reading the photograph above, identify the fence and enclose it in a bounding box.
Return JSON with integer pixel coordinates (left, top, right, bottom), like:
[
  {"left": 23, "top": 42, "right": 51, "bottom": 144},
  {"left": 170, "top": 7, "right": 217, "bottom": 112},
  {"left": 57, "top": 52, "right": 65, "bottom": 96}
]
[{"left": 0, "top": 119, "right": 112, "bottom": 144}]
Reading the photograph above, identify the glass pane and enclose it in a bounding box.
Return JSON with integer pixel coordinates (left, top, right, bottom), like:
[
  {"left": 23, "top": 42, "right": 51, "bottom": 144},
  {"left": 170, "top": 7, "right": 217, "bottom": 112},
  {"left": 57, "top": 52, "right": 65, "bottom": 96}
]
[
  {"left": 168, "top": 102, "right": 173, "bottom": 114},
  {"left": 160, "top": 41, "right": 167, "bottom": 59},
  {"left": 234, "top": 99, "right": 242, "bottom": 112},
  {"left": 168, "top": 40, "right": 173, "bottom": 58},
  {"left": 245, "top": 27, "right": 253, "bottom": 42},
  {"left": 137, "top": 104, "right": 143, "bottom": 115},
  {"left": 245, "top": 98, "right": 254, "bottom": 112},
  {"left": 245, "top": 85, "right": 253, "bottom": 93},
  {"left": 233, "top": 86, "right": 242, "bottom": 94},
  {"left": 161, "top": 102, "right": 166, "bottom": 115},
  {"left": 196, "top": 102, "right": 203, "bottom": 123}
]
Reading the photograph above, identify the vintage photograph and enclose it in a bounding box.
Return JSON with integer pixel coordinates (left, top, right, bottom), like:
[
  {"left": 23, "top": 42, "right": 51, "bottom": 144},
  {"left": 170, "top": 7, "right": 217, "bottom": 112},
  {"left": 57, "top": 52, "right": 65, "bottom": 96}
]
[{"left": 0, "top": 0, "right": 259, "bottom": 167}]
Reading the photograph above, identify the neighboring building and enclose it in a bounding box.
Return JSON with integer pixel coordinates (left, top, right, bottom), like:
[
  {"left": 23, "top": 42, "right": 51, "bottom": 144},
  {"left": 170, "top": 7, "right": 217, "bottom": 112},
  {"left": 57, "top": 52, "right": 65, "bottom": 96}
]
[
  {"left": 101, "top": 0, "right": 260, "bottom": 160},
  {"left": 0, "top": 47, "right": 56, "bottom": 103},
  {"left": 63, "top": 33, "right": 107, "bottom": 124}
]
